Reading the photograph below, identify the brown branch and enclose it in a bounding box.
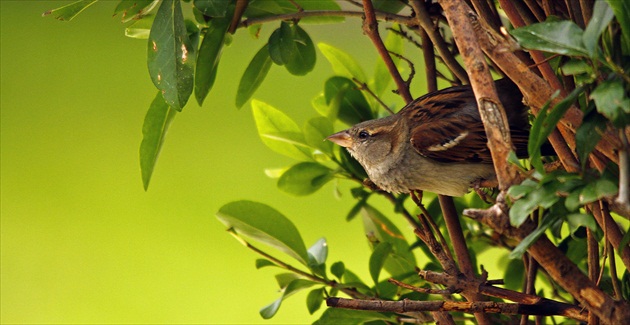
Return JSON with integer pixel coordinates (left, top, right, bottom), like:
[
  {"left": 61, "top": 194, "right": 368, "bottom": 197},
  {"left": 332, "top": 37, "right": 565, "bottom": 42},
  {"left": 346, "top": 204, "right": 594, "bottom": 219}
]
[
  {"left": 241, "top": 9, "right": 414, "bottom": 28},
  {"left": 438, "top": 0, "right": 519, "bottom": 191},
  {"left": 589, "top": 202, "right": 630, "bottom": 270},
  {"left": 463, "top": 201, "right": 630, "bottom": 324},
  {"left": 362, "top": 0, "right": 413, "bottom": 103},
  {"left": 409, "top": 0, "right": 469, "bottom": 83},
  {"left": 327, "top": 296, "right": 587, "bottom": 321},
  {"left": 587, "top": 228, "right": 600, "bottom": 325}
]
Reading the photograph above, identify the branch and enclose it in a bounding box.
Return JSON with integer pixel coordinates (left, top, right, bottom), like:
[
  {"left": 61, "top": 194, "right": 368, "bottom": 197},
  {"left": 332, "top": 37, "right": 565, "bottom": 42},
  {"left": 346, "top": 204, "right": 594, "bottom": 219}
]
[
  {"left": 241, "top": 10, "right": 414, "bottom": 27},
  {"left": 438, "top": 0, "right": 519, "bottom": 190},
  {"left": 361, "top": 0, "right": 413, "bottom": 103},
  {"left": 326, "top": 297, "right": 587, "bottom": 320},
  {"left": 463, "top": 201, "right": 630, "bottom": 324},
  {"left": 409, "top": 0, "right": 469, "bottom": 83}
]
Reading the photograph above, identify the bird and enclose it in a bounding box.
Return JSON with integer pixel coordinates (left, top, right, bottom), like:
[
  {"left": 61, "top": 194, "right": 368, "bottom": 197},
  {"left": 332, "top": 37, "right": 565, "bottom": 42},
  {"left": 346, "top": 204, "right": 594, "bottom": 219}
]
[{"left": 326, "top": 79, "right": 532, "bottom": 197}]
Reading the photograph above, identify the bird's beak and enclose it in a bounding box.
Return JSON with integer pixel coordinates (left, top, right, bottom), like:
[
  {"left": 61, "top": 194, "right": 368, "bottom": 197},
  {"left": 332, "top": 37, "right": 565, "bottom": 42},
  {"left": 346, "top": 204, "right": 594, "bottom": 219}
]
[{"left": 326, "top": 130, "right": 353, "bottom": 148}]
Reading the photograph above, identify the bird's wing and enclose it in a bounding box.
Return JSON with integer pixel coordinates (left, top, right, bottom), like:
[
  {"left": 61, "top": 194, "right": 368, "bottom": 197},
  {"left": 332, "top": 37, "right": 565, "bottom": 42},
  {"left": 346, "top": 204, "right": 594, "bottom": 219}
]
[{"left": 401, "top": 85, "right": 492, "bottom": 163}]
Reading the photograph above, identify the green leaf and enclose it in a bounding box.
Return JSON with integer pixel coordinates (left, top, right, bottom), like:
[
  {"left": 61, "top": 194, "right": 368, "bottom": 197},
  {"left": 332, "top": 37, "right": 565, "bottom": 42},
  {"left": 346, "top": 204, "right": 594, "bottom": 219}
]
[
  {"left": 314, "top": 308, "right": 394, "bottom": 325},
  {"left": 371, "top": 24, "right": 404, "bottom": 97},
  {"left": 147, "top": 0, "right": 195, "bottom": 111},
  {"left": 255, "top": 258, "right": 275, "bottom": 269},
  {"left": 260, "top": 298, "right": 282, "bottom": 319},
  {"left": 261, "top": 278, "right": 318, "bottom": 319},
  {"left": 244, "top": 0, "right": 342, "bottom": 24},
  {"left": 42, "top": 0, "right": 98, "bottom": 21},
  {"left": 193, "top": 0, "right": 231, "bottom": 17},
  {"left": 140, "top": 92, "right": 177, "bottom": 190},
  {"left": 509, "top": 182, "right": 560, "bottom": 227},
  {"left": 318, "top": 43, "right": 367, "bottom": 81},
  {"left": 529, "top": 87, "right": 582, "bottom": 172},
  {"left": 324, "top": 76, "right": 373, "bottom": 125},
  {"left": 304, "top": 117, "right": 334, "bottom": 155},
  {"left": 361, "top": 205, "right": 417, "bottom": 277},
  {"left": 372, "top": 0, "right": 406, "bottom": 14},
  {"left": 503, "top": 258, "right": 525, "bottom": 290},
  {"left": 308, "top": 237, "right": 328, "bottom": 267},
  {"left": 216, "top": 200, "right": 309, "bottom": 265},
  {"left": 583, "top": 0, "right": 615, "bottom": 56},
  {"left": 566, "top": 213, "right": 597, "bottom": 234},
  {"left": 114, "top": 0, "right": 158, "bottom": 22},
  {"left": 605, "top": 0, "right": 630, "bottom": 54},
  {"left": 306, "top": 288, "right": 325, "bottom": 314},
  {"left": 331, "top": 261, "right": 345, "bottom": 279},
  {"left": 369, "top": 242, "right": 392, "bottom": 285},
  {"left": 285, "top": 25, "right": 316, "bottom": 76},
  {"left": 236, "top": 44, "right": 273, "bottom": 108},
  {"left": 125, "top": 14, "right": 155, "bottom": 39},
  {"left": 560, "top": 59, "right": 592, "bottom": 76},
  {"left": 278, "top": 162, "right": 334, "bottom": 196},
  {"left": 511, "top": 20, "right": 588, "bottom": 56},
  {"left": 509, "top": 214, "right": 562, "bottom": 259},
  {"left": 269, "top": 21, "right": 294, "bottom": 65},
  {"left": 576, "top": 112, "right": 605, "bottom": 168},
  {"left": 591, "top": 79, "right": 630, "bottom": 127},
  {"left": 195, "top": 17, "right": 230, "bottom": 105},
  {"left": 251, "top": 100, "right": 311, "bottom": 160}
]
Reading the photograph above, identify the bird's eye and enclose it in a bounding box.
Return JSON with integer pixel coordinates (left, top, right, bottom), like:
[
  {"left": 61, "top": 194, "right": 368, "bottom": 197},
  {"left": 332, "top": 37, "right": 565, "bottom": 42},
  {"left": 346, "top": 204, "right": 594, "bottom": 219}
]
[{"left": 358, "top": 130, "right": 370, "bottom": 140}]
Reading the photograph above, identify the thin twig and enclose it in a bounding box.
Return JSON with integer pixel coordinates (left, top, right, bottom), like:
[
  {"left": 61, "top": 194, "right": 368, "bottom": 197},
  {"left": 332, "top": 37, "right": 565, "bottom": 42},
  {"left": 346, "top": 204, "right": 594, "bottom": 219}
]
[
  {"left": 241, "top": 10, "right": 414, "bottom": 27},
  {"left": 362, "top": 0, "right": 413, "bottom": 103}
]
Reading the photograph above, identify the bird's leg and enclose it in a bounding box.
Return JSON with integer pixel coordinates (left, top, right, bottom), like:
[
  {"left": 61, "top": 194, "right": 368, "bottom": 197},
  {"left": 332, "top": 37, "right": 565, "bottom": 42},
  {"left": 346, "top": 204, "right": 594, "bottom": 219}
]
[{"left": 472, "top": 180, "right": 496, "bottom": 204}]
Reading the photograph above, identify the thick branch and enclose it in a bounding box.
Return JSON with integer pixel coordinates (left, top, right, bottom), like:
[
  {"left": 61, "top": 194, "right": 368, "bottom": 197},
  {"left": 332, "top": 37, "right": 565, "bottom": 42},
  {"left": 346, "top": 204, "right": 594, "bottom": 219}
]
[
  {"left": 438, "top": 0, "right": 519, "bottom": 190},
  {"left": 326, "top": 297, "right": 586, "bottom": 320}
]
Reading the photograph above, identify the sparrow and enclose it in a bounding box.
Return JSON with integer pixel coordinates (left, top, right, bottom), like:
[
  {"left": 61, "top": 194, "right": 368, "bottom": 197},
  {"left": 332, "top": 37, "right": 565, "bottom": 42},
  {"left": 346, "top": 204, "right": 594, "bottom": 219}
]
[{"left": 326, "top": 79, "right": 531, "bottom": 197}]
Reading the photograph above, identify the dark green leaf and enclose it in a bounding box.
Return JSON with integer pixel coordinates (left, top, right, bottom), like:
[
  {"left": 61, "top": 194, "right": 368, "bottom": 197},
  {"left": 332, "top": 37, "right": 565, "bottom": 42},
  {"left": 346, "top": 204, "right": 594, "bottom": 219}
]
[
  {"left": 216, "top": 200, "right": 309, "bottom": 265},
  {"left": 260, "top": 298, "right": 282, "bottom": 319},
  {"left": 605, "top": 0, "right": 630, "bottom": 54},
  {"left": 140, "top": 92, "right": 177, "bottom": 190},
  {"left": 510, "top": 214, "right": 562, "bottom": 259},
  {"left": 509, "top": 181, "right": 560, "bottom": 227},
  {"left": 193, "top": 0, "right": 231, "bottom": 17},
  {"left": 325, "top": 76, "right": 373, "bottom": 125},
  {"left": 339, "top": 144, "right": 368, "bottom": 179},
  {"left": 148, "top": 0, "right": 195, "bottom": 111},
  {"left": 255, "top": 258, "right": 275, "bottom": 269},
  {"left": 622, "top": 270, "right": 630, "bottom": 301},
  {"left": 306, "top": 288, "right": 325, "bottom": 314},
  {"left": 576, "top": 112, "right": 605, "bottom": 168},
  {"left": 245, "top": 0, "right": 342, "bottom": 24},
  {"left": 511, "top": 20, "right": 588, "bottom": 56},
  {"left": 529, "top": 87, "right": 583, "bottom": 173},
  {"left": 591, "top": 79, "right": 630, "bottom": 127},
  {"left": 284, "top": 278, "right": 318, "bottom": 297},
  {"left": 236, "top": 44, "right": 273, "bottom": 108},
  {"left": 304, "top": 117, "right": 334, "bottom": 155},
  {"left": 331, "top": 261, "right": 345, "bottom": 279},
  {"left": 508, "top": 179, "right": 537, "bottom": 200},
  {"left": 308, "top": 237, "right": 328, "bottom": 267},
  {"left": 314, "top": 308, "right": 394, "bottom": 325},
  {"left": 251, "top": 100, "right": 311, "bottom": 160},
  {"left": 583, "top": 0, "right": 615, "bottom": 56},
  {"left": 318, "top": 43, "right": 367, "bottom": 81},
  {"left": 620, "top": 230, "right": 630, "bottom": 254},
  {"left": 284, "top": 25, "right": 316, "bottom": 76},
  {"left": 42, "top": 0, "right": 97, "bottom": 21},
  {"left": 278, "top": 162, "right": 334, "bottom": 196},
  {"left": 195, "top": 17, "right": 229, "bottom": 105},
  {"left": 369, "top": 242, "right": 392, "bottom": 285},
  {"left": 268, "top": 21, "right": 294, "bottom": 65},
  {"left": 114, "top": 0, "right": 157, "bottom": 22},
  {"left": 503, "top": 258, "right": 525, "bottom": 290},
  {"left": 346, "top": 197, "right": 368, "bottom": 221}
]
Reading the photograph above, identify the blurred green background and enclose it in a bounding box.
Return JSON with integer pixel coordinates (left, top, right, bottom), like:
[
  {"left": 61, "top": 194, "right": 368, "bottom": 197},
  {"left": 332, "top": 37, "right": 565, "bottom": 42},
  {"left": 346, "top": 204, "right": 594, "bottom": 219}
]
[{"left": 1, "top": 1, "right": 412, "bottom": 323}]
